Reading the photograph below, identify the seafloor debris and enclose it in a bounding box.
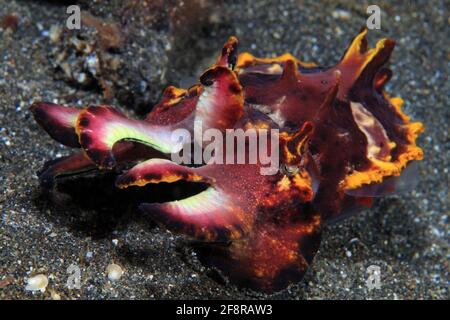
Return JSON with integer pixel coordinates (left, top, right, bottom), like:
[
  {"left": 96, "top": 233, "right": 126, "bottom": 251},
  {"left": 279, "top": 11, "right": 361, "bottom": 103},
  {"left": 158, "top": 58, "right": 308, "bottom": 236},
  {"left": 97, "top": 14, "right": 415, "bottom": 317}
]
[
  {"left": 1, "top": 13, "right": 19, "bottom": 33},
  {"left": 0, "top": 276, "right": 13, "bottom": 289},
  {"left": 30, "top": 29, "right": 424, "bottom": 293},
  {"left": 45, "top": 1, "right": 226, "bottom": 113},
  {"left": 47, "top": 13, "right": 123, "bottom": 98}
]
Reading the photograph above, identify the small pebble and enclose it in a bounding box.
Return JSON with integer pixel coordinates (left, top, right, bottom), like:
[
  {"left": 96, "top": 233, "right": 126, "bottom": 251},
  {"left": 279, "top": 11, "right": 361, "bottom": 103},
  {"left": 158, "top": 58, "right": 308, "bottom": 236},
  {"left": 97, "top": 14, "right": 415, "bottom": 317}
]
[
  {"left": 25, "top": 274, "right": 48, "bottom": 292},
  {"left": 49, "top": 25, "right": 62, "bottom": 43},
  {"left": 332, "top": 9, "right": 351, "bottom": 20},
  {"left": 106, "top": 263, "right": 124, "bottom": 281},
  {"left": 50, "top": 290, "right": 61, "bottom": 300}
]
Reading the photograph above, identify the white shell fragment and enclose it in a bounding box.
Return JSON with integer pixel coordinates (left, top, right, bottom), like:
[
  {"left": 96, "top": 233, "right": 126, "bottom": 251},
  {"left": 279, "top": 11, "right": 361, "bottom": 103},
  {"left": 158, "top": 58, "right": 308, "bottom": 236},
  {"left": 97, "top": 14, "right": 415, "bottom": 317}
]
[
  {"left": 25, "top": 274, "right": 48, "bottom": 293},
  {"left": 106, "top": 263, "right": 124, "bottom": 281}
]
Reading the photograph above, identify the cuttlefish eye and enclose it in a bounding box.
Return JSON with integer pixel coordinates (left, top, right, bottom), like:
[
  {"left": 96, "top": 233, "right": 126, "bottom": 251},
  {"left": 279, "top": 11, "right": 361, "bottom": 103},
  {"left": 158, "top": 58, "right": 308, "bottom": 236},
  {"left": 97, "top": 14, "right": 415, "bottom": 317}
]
[
  {"left": 200, "top": 75, "right": 214, "bottom": 87},
  {"left": 199, "top": 67, "right": 230, "bottom": 87}
]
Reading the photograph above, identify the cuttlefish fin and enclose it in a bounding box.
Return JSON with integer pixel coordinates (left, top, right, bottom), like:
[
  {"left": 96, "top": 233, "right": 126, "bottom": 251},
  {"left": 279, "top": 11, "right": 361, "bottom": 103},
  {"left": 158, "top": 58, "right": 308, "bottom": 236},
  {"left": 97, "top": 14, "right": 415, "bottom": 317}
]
[{"left": 116, "top": 159, "right": 249, "bottom": 242}]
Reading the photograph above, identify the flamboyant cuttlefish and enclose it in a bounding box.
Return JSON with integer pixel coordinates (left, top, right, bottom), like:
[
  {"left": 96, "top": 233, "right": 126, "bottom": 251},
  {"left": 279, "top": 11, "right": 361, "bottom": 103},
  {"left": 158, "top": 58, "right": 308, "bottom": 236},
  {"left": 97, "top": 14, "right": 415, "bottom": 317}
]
[{"left": 30, "top": 28, "right": 424, "bottom": 293}]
